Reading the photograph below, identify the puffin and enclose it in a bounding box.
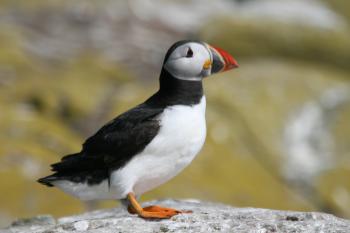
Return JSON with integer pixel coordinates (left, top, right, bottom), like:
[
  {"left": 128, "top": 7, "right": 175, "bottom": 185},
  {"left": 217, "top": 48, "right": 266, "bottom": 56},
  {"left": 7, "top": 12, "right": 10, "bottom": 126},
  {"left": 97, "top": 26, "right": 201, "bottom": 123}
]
[{"left": 38, "top": 40, "right": 238, "bottom": 219}]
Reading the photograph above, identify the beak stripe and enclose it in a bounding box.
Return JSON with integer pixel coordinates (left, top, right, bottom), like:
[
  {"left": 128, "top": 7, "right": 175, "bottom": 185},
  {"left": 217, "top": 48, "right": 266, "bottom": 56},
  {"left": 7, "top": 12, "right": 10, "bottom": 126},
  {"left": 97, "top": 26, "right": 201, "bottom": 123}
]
[{"left": 209, "top": 45, "right": 225, "bottom": 73}]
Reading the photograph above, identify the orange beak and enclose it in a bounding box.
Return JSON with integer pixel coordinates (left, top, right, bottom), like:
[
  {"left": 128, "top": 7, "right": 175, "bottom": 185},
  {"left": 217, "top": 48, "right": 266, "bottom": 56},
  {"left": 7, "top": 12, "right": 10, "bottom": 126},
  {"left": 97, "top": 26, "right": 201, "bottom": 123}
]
[{"left": 208, "top": 45, "right": 239, "bottom": 74}]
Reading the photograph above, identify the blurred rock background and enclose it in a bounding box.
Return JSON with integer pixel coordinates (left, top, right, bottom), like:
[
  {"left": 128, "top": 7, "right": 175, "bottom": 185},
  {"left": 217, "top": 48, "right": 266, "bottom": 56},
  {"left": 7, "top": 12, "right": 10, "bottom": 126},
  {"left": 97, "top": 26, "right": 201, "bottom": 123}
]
[{"left": 0, "top": 0, "right": 349, "bottom": 227}]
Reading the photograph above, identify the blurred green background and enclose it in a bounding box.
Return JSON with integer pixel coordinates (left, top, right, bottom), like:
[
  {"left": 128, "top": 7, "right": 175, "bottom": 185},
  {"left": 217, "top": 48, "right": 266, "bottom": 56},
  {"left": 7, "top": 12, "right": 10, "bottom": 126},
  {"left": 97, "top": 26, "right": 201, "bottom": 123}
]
[{"left": 0, "top": 0, "right": 350, "bottom": 227}]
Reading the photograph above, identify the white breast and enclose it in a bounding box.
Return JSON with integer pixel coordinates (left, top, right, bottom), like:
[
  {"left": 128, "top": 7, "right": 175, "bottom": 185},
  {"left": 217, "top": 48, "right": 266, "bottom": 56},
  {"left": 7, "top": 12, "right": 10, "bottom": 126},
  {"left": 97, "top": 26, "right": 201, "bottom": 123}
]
[{"left": 110, "top": 96, "right": 207, "bottom": 197}]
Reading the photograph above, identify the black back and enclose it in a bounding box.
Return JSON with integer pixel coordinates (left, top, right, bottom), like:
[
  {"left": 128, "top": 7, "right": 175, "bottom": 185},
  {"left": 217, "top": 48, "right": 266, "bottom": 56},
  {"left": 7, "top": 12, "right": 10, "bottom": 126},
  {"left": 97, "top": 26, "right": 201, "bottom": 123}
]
[{"left": 38, "top": 41, "right": 204, "bottom": 187}]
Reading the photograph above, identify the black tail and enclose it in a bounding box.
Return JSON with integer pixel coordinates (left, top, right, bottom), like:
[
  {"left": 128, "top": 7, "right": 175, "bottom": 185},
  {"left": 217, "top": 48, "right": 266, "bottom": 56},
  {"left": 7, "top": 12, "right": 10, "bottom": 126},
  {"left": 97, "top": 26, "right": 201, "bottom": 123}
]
[
  {"left": 37, "top": 175, "right": 58, "bottom": 187},
  {"left": 38, "top": 152, "right": 108, "bottom": 186},
  {"left": 38, "top": 152, "right": 83, "bottom": 187}
]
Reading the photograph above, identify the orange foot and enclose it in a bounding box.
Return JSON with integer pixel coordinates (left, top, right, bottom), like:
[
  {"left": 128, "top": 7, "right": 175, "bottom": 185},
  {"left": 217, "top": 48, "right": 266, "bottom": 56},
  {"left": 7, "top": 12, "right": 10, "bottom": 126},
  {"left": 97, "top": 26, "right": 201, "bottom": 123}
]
[
  {"left": 144, "top": 205, "right": 192, "bottom": 214},
  {"left": 127, "top": 193, "right": 192, "bottom": 219}
]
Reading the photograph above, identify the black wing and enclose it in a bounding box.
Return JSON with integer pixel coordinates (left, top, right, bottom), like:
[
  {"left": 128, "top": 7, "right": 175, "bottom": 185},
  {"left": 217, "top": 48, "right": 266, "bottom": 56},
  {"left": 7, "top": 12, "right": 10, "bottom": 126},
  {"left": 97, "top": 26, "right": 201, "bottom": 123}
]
[
  {"left": 38, "top": 103, "right": 163, "bottom": 186},
  {"left": 83, "top": 104, "right": 163, "bottom": 167}
]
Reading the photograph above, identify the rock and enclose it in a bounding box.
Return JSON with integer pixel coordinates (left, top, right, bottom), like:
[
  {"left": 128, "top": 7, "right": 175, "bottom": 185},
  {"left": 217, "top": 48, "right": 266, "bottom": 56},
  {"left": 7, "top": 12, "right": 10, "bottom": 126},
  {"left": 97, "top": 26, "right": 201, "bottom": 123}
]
[
  {"left": 10, "top": 215, "right": 55, "bottom": 227},
  {"left": 3, "top": 199, "right": 350, "bottom": 233},
  {"left": 73, "top": 220, "right": 89, "bottom": 231}
]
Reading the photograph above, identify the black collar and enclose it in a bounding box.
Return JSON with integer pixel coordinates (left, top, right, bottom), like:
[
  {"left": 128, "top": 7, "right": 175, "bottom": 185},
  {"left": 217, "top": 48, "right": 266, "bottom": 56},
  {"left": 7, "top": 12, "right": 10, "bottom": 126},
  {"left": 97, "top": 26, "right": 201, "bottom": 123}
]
[{"left": 145, "top": 68, "right": 203, "bottom": 107}]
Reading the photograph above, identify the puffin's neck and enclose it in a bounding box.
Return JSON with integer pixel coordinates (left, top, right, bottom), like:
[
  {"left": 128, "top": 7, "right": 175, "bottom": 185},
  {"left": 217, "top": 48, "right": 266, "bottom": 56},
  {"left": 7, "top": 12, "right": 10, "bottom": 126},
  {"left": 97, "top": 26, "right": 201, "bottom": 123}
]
[{"left": 145, "top": 69, "right": 203, "bottom": 107}]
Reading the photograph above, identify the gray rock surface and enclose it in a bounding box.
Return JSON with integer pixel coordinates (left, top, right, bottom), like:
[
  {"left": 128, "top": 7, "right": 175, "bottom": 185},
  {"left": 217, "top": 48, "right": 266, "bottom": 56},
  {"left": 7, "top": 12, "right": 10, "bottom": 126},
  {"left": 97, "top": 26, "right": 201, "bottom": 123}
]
[{"left": 3, "top": 199, "right": 350, "bottom": 233}]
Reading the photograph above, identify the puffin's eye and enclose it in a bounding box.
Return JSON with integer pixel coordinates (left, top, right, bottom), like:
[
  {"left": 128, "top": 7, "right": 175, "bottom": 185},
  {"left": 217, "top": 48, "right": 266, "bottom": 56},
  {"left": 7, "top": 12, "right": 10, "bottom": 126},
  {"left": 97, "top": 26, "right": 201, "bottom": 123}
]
[{"left": 185, "top": 47, "right": 193, "bottom": 58}]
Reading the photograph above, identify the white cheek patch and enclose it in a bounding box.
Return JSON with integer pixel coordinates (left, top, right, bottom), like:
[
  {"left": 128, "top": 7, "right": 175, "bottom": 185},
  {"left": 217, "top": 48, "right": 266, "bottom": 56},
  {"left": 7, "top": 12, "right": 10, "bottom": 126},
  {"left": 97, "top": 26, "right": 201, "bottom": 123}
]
[
  {"left": 165, "top": 59, "right": 203, "bottom": 81},
  {"left": 164, "top": 43, "right": 211, "bottom": 81}
]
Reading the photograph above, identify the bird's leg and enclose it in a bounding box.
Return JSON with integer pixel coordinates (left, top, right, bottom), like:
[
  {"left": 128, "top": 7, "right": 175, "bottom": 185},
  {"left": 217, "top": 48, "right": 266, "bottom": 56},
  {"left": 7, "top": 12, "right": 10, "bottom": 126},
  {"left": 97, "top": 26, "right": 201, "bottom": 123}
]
[{"left": 127, "top": 193, "right": 189, "bottom": 219}]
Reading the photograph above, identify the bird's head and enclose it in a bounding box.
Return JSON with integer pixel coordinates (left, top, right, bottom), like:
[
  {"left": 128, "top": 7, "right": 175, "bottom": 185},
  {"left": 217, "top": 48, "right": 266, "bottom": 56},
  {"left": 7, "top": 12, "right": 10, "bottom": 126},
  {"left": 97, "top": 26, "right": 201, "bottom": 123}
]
[{"left": 163, "top": 40, "right": 238, "bottom": 81}]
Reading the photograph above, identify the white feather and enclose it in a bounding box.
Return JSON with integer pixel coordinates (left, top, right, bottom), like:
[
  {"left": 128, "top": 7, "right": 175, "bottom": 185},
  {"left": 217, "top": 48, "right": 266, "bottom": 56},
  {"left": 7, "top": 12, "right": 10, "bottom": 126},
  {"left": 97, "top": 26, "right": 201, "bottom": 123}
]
[{"left": 54, "top": 96, "right": 207, "bottom": 200}]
